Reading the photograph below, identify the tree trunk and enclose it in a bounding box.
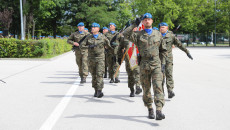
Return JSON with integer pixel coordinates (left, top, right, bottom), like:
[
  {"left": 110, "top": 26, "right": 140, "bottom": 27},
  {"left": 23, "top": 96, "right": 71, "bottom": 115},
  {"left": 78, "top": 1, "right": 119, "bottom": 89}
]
[
  {"left": 32, "top": 20, "right": 35, "bottom": 39},
  {"left": 53, "top": 19, "right": 57, "bottom": 38},
  {"left": 228, "top": 32, "right": 230, "bottom": 46},
  {"left": 206, "top": 31, "right": 208, "bottom": 46}
]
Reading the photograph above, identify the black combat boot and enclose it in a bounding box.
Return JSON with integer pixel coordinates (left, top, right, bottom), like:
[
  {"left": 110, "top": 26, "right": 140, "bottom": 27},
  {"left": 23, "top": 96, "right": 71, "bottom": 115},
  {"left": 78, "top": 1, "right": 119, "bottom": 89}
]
[
  {"left": 130, "top": 88, "right": 135, "bottom": 97},
  {"left": 80, "top": 78, "right": 84, "bottom": 83},
  {"left": 97, "top": 90, "right": 104, "bottom": 98},
  {"left": 80, "top": 77, "right": 86, "bottom": 83},
  {"left": 156, "top": 110, "right": 165, "bottom": 120},
  {"left": 114, "top": 78, "right": 120, "bottom": 83},
  {"left": 135, "top": 86, "right": 142, "bottom": 95},
  {"left": 148, "top": 108, "right": 155, "bottom": 119},
  {"left": 104, "top": 73, "right": 107, "bottom": 78},
  {"left": 168, "top": 91, "right": 175, "bottom": 98},
  {"left": 109, "top": 78, "right": 114, "bottom": 83},
  {"left": 94, "top": 89, "right": 97, "bottom": 97}
]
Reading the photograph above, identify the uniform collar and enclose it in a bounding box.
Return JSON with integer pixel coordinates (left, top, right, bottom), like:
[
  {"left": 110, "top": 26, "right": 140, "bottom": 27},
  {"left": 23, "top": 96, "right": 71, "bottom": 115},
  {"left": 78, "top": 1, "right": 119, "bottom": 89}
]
[
  {"left": 144, "top": 29, "right": 153, "bottom": 35},
  {"left": 93, "top": 33, "right": 99, "bottom": 39},
  {"left": 161, "top": 30, "right": 168, "bottom": 37},
  {"left": 79, "top": 31, "right": 83, "bottom": 34},
  {"left": 142, "top": 30, "right": 155, "bottom": 36}
]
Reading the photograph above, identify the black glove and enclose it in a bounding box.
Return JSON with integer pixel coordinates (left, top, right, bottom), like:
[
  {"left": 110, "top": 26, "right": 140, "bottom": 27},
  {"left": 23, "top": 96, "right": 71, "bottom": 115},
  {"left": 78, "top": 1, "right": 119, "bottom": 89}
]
[
  {"left": 187, "top": 53, "right": 193, "bottom": 60},
  {"left": 137, "top": 54, "right": 141, "bottom": 65},
  {"left": 118, "top": 58, "right": 122, "bottom": 65},
  {"left": 125, "top": 20, "right": 131, "bottom": 27},
  {"left": 135, "top": 18, "right": 141, "bottom": 26},
  {"left": 161, "top": 64, "right": 165, "bottom": 73},
  {"left": 123, "top": 49, "right": 126, "bottom": 53},
  {"left": 113, "top": 56, "right": 117, "bottom": 63}
]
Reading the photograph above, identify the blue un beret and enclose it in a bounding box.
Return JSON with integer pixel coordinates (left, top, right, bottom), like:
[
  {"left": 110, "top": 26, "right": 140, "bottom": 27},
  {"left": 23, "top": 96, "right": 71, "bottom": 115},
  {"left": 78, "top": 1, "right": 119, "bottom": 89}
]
[
  {"left": 153, "top": 27, "right": 159, "bottom": 31},
  {"left": 84, "top": 28, "right": 88, "bottom": 31},
  {"left": 0, "top": 31, "right": 2, "bottom": 33},
  {"left": 142, "top": 13, "right": 152, "bottom": 20},
  {"left": 103, "top": 27, "right": 108, "bottom": 30},
  {"left": 109, "top": 23, "right": 116, "bottom": 27},
  {"left": 77, "top": 22, "right": 84, "bottom": 26},
  {"left": 158, "top": 22, "right": 168, "bottom": 28},
  {"left": 91, "top": 22, "right": 100, "bottom": 28}
]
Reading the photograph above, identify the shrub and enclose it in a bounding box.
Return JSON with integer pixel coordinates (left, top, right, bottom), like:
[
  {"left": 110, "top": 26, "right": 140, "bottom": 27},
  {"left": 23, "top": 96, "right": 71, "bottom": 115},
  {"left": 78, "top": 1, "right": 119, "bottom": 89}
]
[{"left": 0, "top": 38, "right": 71, "bottom": 58}]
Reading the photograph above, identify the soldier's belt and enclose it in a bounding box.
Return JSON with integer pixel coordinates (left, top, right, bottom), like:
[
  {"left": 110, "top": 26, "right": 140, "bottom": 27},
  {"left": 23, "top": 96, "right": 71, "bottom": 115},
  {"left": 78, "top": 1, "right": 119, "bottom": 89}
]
[
  {"left": 142, "top": 56, "right": 155, "bottom": 61},
  {"left": 89, "top": 45, "right": 98, "bottom": 48}
]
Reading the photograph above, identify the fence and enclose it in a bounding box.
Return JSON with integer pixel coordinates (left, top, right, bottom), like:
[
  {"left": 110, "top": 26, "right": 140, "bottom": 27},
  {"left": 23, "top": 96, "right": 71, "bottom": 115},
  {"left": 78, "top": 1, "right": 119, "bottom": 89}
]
[{"left": 176, "top": 33, "right": 230, "bottom": 46}]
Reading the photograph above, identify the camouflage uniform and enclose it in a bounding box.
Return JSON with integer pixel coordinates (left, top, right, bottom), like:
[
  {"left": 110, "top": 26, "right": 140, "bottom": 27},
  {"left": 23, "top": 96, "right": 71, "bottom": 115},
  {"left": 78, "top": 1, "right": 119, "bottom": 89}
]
[
  {"left": 80, "top": 33, "right": 112, "bottom": 91},
  {"left": 104, "top": 48, "right": 108, "bottom": 78},
  {"left": 67, "top": 31, "right": 89, "bottom": 80},
  {"left": 0, "top": 35, "right": 3, "bottom": 38},
  {"left": 105, "top": 31, "right": 123, "bottom": 82},
  {"left": 123, "top": 25, "right": 167, "bottom": 111},
  {"left": 160, "top": 31, "right": 190, "bottom": 93},
  {"left": 118, "top": 39, "right": 142, "bottom": 96}
]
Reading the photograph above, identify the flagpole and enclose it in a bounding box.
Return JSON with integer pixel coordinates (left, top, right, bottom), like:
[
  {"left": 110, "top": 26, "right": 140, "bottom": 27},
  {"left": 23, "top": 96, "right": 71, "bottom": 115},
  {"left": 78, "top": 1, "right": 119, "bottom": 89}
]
[{"left": 114, "top": 49, "right": 129, "bottom": 78}]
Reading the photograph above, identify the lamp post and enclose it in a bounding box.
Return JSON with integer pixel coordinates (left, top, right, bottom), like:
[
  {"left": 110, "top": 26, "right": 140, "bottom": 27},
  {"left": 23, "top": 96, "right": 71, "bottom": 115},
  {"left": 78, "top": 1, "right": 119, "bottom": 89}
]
[
  {"left": 20, "top": 0, "right": 24, "bottom": 40},
  {"left": 214, "top": 0, "right": 216, "bottom": 46}
]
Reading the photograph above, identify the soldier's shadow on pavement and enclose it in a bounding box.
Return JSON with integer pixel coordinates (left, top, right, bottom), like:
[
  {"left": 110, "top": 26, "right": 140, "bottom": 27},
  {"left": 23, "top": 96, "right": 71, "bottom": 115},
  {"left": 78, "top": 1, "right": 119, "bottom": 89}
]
[
  {"left": 47, "top": 94, "right": 138, "bottom": 103},
  {"left": 65, "top": 114, "right": 159, "bottom": 126},
  {"left": 105, "top": 94, "right": 137, "bottom": 102},
  {"left": 47, "top": 95, "right": 114, "bottom": 103},
  {"left": 41, "top": 81, "right": 76, "bottom": 84}
]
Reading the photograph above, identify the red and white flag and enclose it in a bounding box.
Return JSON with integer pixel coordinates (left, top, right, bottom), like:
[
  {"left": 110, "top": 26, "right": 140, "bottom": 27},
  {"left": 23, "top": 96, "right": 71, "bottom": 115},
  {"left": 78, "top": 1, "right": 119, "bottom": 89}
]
[{"left": 127, "top": 22, "right": 144, "bottom": 70}]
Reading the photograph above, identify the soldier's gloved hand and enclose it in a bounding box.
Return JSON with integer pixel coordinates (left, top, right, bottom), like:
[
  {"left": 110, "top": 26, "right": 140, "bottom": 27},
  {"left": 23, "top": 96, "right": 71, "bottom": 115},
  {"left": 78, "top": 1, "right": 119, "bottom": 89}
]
[
  {"left": 112, "top": 42, "right": 119, "bottom": 46},
  {"left": 118, "top": 58, "right": 122, "bottom": 65},
  {"left": 187, "top": 53, "right": 193, "bottom": 60},
  {"left": 161, "top": 64, "right": 166, "bottom": 73},
  {"left": 123, "top": 48, "right": 126, "bottom": 54},
  {"left": 125, "top": 20, "right": 131, "bottom": 27},
  {"left": 135, "top": 18, "right": 141, "bottom": 26}
]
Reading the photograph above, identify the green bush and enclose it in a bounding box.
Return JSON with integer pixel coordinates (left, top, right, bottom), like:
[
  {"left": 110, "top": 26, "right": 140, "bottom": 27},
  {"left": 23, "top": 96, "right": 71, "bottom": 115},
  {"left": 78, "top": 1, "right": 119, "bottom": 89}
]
[{"left": 0, "top": 38, "right": 72, "bottom": 58}]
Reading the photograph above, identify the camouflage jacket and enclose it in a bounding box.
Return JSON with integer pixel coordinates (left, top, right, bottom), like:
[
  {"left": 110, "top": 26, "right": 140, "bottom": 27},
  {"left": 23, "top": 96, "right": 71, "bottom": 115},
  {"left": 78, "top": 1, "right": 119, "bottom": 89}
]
[
  {"left": 163, "top": 31, "right": 189, "bottom": 57},
  {"left": 80, "top": 33, "right": 112, "bottom": 59},
  {"left": 160, "top": 31, "right": 189, "bottom": 63},
  {"left": 67, "top": 31, "right": 90, "bottom": 51},
  {"left": 104, "top": 30, "right": 124, "bottom": 55},
  {"left": 123, "top": 25, "right": 167, "bottom": 69}
]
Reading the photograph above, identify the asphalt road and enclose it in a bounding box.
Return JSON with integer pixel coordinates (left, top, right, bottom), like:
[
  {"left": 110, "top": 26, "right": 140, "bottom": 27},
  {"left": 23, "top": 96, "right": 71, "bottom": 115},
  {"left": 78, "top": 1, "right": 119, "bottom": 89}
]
[{"left": 0, "top": 48, "right": 230, "bottom": 130}]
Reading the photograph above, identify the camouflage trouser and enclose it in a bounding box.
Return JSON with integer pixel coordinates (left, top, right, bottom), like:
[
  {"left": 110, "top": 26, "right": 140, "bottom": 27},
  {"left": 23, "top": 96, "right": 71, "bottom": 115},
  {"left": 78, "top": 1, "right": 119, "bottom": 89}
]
[
  {"left": 75, "top": 49, "right": 88, "bottom": 78},
  {"left": 104, "top": 52, "right": 108, "bottom": 75},
  {"left": 125, "top": 58, "right": 140, "bottom": 89},
  {"left": 140, "top": 65, "right": 165, "bottom": 110},
  {"left": 162, "top": 61, "right": 174, "bottom": 92},
  {"left": 88, "top": 58, "right": 105, "bottom": 90},
  {"left": 107, "top": 53, "right": 119, "bottom": 79}
]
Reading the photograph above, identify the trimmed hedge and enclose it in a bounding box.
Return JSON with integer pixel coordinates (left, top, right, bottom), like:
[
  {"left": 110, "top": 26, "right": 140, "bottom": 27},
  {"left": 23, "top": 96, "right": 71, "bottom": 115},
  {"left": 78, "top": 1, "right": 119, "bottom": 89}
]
[{"left": 0, "top": 38, "right": 72, "bottom": 58}]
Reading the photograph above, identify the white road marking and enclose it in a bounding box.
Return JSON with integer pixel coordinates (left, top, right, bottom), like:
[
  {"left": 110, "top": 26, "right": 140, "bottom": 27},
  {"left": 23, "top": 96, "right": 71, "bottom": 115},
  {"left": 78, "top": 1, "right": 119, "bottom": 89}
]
[{"left": 39, "top": 78, "right": 81, "bottom": 130}]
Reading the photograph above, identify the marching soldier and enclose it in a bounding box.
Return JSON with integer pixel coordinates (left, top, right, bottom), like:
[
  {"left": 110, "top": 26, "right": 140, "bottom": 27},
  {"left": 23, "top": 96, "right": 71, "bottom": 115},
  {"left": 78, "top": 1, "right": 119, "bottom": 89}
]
[
  {"left": 67, "top": 22, "right": 89, "bottom": 83},
  {"left": 118, "top": 27, "right": 142, "bottom": 97},
  {"left": 123, "top": 13, "right": 167, "bottom": 120},
  {"left": 103, "top": 27, "right": 109, "bottom": 78},
  {"left": 105, "top": 23, "right": 122, "bottom": 83},
  {"left": 80, "top": 23, "right": 112, "bottom": 98},
  {"left": 159, "top": 22, "right": 193, "bottom": 98}
]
